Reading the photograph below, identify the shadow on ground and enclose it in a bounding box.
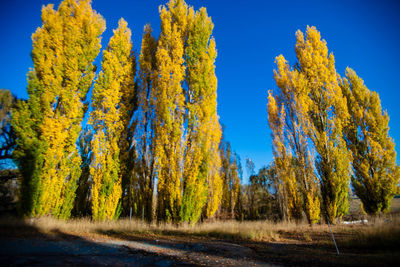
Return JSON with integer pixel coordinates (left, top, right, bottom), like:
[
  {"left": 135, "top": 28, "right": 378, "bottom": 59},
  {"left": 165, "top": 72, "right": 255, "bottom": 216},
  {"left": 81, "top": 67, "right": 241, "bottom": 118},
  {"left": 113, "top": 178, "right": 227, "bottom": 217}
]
[
  {"left": 96, "top": 228, "right": 262, "bottom": 266},
  {"left": 0, "top": 219, "right": 199, "bottom": 266}
]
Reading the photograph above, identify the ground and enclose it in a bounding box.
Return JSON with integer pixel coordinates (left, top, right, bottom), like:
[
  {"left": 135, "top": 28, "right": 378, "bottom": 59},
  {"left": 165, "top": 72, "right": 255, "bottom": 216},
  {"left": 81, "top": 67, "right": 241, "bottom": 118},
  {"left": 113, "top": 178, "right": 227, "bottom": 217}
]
[
  {"left": 1, "top": 222, "right": 399, "bottom": 266},
  {"left": 1, "top": 198, "right": 399, "bottom": 266}
]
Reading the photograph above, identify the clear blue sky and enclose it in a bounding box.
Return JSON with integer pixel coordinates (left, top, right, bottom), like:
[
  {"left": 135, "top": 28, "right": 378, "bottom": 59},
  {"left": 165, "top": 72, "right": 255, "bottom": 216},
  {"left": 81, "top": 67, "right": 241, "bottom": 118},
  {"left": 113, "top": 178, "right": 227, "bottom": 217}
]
[{"left": 1, "top": 0, "right": 399, "bottom": 183}]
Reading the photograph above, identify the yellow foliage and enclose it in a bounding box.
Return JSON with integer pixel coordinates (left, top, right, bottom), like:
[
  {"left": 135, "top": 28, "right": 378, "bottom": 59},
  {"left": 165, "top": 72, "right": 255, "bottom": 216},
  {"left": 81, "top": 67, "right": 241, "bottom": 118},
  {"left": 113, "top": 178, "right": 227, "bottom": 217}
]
[
  {"left": 154, "top": 0, "right": 189, "bottom": 222},
  {"left": 90, "top": 19, "right": 134, "bottom": 221},
  {"left": 342, "top": 68, "right": 399, "bottom": 215},
  {"left": 14, "top": 0, "right": 105, "bottom": 218},
  {"left": 132, "top": 24, "right": 158, "bottom": 221},
  {"left": 294, "top": 26, "right": 351, "bottom": 223},
  {"left": 205, "top": 114, "right": 223, "bottom": 218},
  {"left": 181, "top": 6, "right": 221, "bottom": 223}
]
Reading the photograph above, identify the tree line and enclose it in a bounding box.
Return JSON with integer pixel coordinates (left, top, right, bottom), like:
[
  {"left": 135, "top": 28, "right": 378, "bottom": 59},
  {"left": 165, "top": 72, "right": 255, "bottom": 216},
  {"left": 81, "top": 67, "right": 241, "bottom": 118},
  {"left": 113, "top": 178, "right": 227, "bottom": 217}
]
[
  {"left": 267, "top": 26, "right": 399, "bottom": 224},
  {"left": 7, "top": 0, "right": 222, "bottom": 224},
  {"left": 0, "top": 0, "right": 398, "bottom": 224}
]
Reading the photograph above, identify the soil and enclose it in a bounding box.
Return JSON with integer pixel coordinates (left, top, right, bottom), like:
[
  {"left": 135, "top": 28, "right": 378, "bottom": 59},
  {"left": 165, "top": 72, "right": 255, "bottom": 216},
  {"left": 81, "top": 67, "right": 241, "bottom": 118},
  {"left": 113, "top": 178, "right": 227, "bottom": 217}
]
[
  {"left": 1, "top": 224, "right": 399, "bottom": 266},
  {"left": 0, "top": 234, "right": 272, "bottom": 266}
]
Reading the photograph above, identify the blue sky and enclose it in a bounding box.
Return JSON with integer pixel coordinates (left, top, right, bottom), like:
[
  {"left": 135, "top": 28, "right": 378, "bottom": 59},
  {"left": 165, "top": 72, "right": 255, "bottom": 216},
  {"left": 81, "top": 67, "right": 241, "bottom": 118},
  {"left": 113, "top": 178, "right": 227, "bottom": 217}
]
[{"left": 1, "top": 0, "right": 400, "bottom": 183}]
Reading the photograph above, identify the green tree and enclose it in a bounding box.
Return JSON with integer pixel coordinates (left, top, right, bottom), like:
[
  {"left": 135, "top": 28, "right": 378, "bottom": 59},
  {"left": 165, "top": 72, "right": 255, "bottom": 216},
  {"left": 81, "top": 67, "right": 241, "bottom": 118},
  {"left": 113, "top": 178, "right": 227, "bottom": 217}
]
[
  {"left": 244, "top": 165, "right": 274, "bottom": 220},
  {"left": 246, "top": 158, "right": 258, "bottom": 219},
  {"left": 219, "top": 138, "right": 241, "bottom": 219},
  {"left": 342, "top": 68, "right": 400, "bottom": 215},
  {"left": 12, "top": 0, "right": 105, "bottom": 218}
]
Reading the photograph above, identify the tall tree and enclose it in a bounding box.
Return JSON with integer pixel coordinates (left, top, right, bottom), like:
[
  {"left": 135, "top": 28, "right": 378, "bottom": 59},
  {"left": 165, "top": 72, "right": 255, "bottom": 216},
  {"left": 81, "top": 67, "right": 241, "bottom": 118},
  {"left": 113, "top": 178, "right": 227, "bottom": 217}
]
[
  {"left": 219, "top": 139, "right": 241, "bottom": 219},
  {"left": 246, "top": 158, "right": 258, "bottom": 219},
  {"left": 133, "top": 24, "right": 157, "bottom": 221},
  {"left": 341, "top": 68, "right": 400, "bottom": 215},
  {"left": 267, "top": 92, "right": 302, "bottom": 221},
  {"left": 271, "top": 55, "right": 320, "bottom": 224},
  {"left": 12, "top": 0, "right": 105, "bottom": 218},
  {"left": 89, "top": 19, "right": 135, "bottom": 221},
  {"left": 181, "top": 7, "right": 222, "bottom": 224},
  {"left": 153, "top": 0, "right": 189, "bottom": 222},
  {"left": 203, "top": 114, "right": 223, "bottom": 219},
  {"left": 294, "top": 26, "right": 350, "bottom": 223}
]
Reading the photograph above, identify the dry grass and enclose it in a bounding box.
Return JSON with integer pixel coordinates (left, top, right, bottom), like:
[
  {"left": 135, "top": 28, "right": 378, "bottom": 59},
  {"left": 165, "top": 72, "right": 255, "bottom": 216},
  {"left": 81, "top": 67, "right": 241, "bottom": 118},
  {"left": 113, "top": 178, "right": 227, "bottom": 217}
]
[
  {"left": 338, "top": 215, "right": 400, "bottom": 250},
  {"left": 0, "top": 216, "right": 296, "bottom": 241}
]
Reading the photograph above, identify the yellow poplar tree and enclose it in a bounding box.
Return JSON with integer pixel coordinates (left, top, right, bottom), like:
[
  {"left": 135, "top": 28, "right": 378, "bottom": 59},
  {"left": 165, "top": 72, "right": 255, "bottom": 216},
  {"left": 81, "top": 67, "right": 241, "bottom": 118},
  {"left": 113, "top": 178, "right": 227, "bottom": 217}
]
[
  {"left": 204, "top": 116, "right": 223, "bottom": 218},
  {"left": 267, "top": 92, "right": 302, "bottom": 221},
  {"left": 341, "top": 68, "right": 400, "bottom": 215},
  {"left": 152, "top": 0, "right": 222, "bottom": 222},
  {"left": 272, "top": 55, "right": 320, "bottom": 224},
  {"left": 295, "top": 26, "right": 350, "bottom": 223},
  {"left": 181, "top": 7, "right": 222, "bottom": 223},
  {"left": 134, "top": 24, "right": 157, "bottom": 221},
  {"left": 90, "top": 19, "right": 135, "bottom": 221},
  {"left": 153, "top": 0, "right": 188, "bottom": 222},
  {"left": 12, "top": 0, "right": 105, "bottom": 218},
  {"left": 118, "top": 25, "right": 138, "bottom": 218}
]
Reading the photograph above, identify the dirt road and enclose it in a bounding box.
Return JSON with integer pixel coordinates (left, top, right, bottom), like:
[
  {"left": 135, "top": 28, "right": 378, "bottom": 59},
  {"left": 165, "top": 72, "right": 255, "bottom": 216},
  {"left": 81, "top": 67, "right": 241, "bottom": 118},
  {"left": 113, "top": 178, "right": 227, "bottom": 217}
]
[
  {"left": 1, "top": 226, "right": 398, "bottom": 266},
  {"left": 0, "top": 235, "right": 274, "bottom": 266}
]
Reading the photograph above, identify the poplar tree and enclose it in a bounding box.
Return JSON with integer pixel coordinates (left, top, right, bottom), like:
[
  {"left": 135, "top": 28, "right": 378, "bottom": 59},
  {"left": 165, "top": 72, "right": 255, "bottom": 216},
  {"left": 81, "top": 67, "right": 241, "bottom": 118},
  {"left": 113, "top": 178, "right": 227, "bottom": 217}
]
[
  {"left": 181, "top": 7, "right": 222, "bottom": 224},
  {"left": 152, "top": 0, "right": 222, "bottom": 222},
  {"left": 341, "top": 68, "right": 400, "bottom": 215},
  {"left": 73, "top": 127, "right": 92, "bottom": 217},
  {"left": 12, "top": 0, "right": 105, "bottom": 218},
  {"left": 134, "top": 24, "right": 157, "bottom": 221},
  {"left": 246, "top": 158, "right": 258, "bottom": 219},
  {"left": 267, "top": 92, "right": 302, "bottom": 221},
  {"left": 295, "top": 26, "right": 350, "bottom": 223},
  {"left": 271, "top": 55, "right": 320, "bottom": 224},
  {"left": 89, "top": 19, "right": 135, "bottom": 220},
  {"left": 153, "top": 0, "right": 188, "bottom": 222},
  {"left": 202, "top": 104, "right": 223, "bottom": 219},
  {"left": 219, "top": 140, "right": 241, "bottom": 219}
]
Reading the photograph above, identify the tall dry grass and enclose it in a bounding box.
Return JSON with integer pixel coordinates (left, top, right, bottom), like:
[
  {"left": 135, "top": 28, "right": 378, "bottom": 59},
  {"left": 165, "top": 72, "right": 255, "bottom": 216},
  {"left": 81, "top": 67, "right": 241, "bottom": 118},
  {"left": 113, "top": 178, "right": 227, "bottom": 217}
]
[
  {"left": 338, "top": 215, "right": 400, "bottom": 249},
  {"left": 0, "top": 216, "right": 314, "bottom": 241}
]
